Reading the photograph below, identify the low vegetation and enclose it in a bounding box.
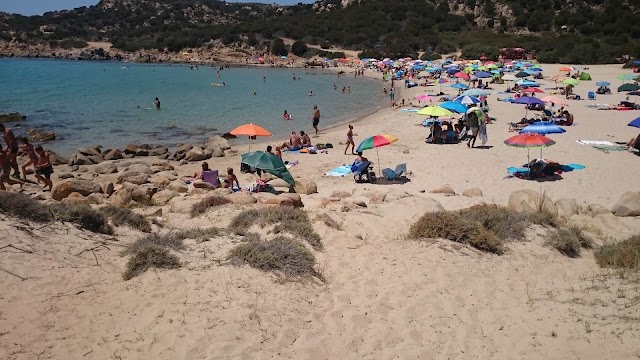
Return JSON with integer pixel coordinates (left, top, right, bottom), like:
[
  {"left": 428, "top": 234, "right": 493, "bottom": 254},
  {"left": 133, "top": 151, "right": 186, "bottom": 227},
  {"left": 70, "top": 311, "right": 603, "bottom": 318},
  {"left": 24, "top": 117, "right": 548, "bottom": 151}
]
[
  {"left": 229, "top": 236, "right": 322, "bottom": 281},
  {"left": 0, "top": 192, "right": 52, "bottom": 222},
  {"left": 190, "top": 195, "right": 231, "bottom": 217},
  {"left": 99, "top": 205, "right": 152, "bottom": 232},
  {"left": 229, "top": 207, "right": 323, "bottom": 250},
  {"left": 546, "top": 227, "right": 593, "bottom": 258},
  {"left": 594, "top": 235, "right": 640, "bottom": 269},
  {"left": 50, "top": 204, "right": 114, "bottom": 235},
  {"left": 457, "top": 204, "right": 530, "bottom": 241},
  {"left": 123, "top": 244, "right": 180, "bottom": 280}
]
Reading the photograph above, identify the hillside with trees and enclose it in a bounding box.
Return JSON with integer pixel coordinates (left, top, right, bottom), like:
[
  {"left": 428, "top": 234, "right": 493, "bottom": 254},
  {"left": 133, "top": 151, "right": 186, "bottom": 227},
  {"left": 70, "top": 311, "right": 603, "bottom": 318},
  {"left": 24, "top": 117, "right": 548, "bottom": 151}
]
[{"left": 1, "top": 0, "right": 639, "bottom": 63}]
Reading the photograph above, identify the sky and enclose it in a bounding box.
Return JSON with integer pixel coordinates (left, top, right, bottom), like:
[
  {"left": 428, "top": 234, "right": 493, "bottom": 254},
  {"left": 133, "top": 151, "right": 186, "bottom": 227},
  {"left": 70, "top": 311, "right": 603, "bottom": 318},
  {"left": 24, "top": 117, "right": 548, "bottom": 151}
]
[{"left": 0, "top": 0, "right": 314, "bottom": 16}]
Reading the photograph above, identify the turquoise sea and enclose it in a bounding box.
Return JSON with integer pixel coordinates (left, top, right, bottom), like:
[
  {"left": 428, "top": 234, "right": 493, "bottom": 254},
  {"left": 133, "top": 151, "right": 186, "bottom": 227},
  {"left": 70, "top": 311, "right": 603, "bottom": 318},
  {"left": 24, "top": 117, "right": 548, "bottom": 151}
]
[{"left": 0, "top": 59, "right": 384, "bottom": 155}]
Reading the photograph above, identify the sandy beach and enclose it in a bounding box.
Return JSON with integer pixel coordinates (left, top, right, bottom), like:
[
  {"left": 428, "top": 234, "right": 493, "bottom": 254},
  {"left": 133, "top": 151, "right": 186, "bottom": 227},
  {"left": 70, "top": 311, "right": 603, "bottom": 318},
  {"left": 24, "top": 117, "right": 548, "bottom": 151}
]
[{"left": 1, "top": 63, "right": 640, "bottom": 359}]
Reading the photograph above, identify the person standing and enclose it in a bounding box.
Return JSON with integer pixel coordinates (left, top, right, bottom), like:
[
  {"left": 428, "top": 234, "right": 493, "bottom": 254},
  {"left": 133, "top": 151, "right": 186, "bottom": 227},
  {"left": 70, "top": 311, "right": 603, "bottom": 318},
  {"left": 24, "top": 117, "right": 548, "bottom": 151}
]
[
  {"left": 344, "top": 125, "right": 356, "bottom": 155},
  {"left": 312, "top": 105, "right": 320, "bottom": 135},
  {"left": 0, "top": 124, "right": 19, "bottom": 178},
  {"left": 154, "top": 97, "right": 161, "bottom": 109},
  {"left": 34, "top": 146, "right": 53, "bottom": 191}
]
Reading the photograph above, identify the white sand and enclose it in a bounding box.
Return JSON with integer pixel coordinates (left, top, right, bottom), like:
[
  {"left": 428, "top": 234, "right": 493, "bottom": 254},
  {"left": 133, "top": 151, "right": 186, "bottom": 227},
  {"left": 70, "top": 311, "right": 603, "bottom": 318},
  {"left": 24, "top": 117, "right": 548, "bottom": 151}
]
[{"left": 1, "top": 63, "right": 640, "bottom": 359}]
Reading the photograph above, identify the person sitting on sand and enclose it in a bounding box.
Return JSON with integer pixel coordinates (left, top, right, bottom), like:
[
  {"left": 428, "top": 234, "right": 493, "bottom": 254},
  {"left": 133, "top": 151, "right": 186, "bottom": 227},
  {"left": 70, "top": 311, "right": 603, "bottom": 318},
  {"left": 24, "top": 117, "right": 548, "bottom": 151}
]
[
  {"left": 222, "top": 167, "right": 239, "bottom": 190},
  {"left": 33, "top": 146, "right": 53, "bottom": 191},
  {"left": 281, "top": 131, "right": 302, "bottom": 151},
  {"left": 300, "top": 131, "right": 312, "bottom": 147},
  {"left": 274, "top": 146, "right": 282, "bottom": 159},
  {"left": 556, "top": 110, "right": 574, "bottom": 126},
  {"left": 627, "top": 134, "right": 640, "bottom": 151},
  {"left": 19, "top": 137, "right": 38, "bottom": 181},
  {"left": 355, "top": 151, "right": 368, "bottom": 163}
]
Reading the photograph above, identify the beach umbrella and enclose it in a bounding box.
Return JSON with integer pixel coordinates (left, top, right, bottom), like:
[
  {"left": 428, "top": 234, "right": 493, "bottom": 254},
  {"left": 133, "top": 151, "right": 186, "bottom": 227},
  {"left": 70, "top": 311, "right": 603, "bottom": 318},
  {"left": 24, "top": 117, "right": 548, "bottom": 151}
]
[
  {"left": 241, "top": 151, "right": 295, "bottom": 186},
  {"left": 355, "top": 134, "right": 398, "bottom": 176},
  {"left": 450, "top": 83, "right": 469, "bottom": 90},
  {"left": 502, "top": 74, "right": 517, "bottom": 81},
  {"left": 454, "top": 72, "right": 470, "bottom": 80},
  {"left": 618, "top": 83, "right": 640, "bottom": 92},
  {"left": 520, "top": 122, "right": 566, "bottom": 135},
  {"left": 454, "top": 95, "right": 481, "bottom": 105},
  {"left": 515, "top": 71, "right": 530, "bottom": 78},
  {"left": 516, "top": 80, "right": 540, "bottom": 87},
  {"left": 230, "top": 123, "right": 272, "bottom": 150},
  {"left": 461, "top": 89, "right": 490, "bottom": 97},
  {"left": 629, "top": 117, "right": 640, "bottom": 128},
  {"left": 513, "top": 96, "right": 545, "bottom": 117},
  {"left": 550, "top": 74, "right": 567, "bottom": 83},
  {"left": 417, "top": 105, "right": 454, "bottom": 117},
  {"left": 521, "top": 87, "right": 544, "bottom": 94},
  {"left": 504, "top": 132, "right": 556, "bottom": 167},
  {"left": 629, "top": 91, "right": 640, "bottom": 96},
  {"left": 617, "top": 74, "right": 636, "bottom": 81},
  {"left": 559, "top": 66, "right": 575, "bottom": 72},
  {"left": 595, "top": 81, "right": 610, "bottom": 87},
  {"left": 415, "top": 94, "right": 433, "bottom": 102},
  {"left": 440, "top": 101, "right": 468, "bottom": 113},
  {"left": 475, "top": 71, "right": 492, "bottom": 78},
  {"left": 563, "top": 78, "right": 580, "bottom": 86},
  {"left": 540, "top": 96, "right": 569, "bottom": 105}
]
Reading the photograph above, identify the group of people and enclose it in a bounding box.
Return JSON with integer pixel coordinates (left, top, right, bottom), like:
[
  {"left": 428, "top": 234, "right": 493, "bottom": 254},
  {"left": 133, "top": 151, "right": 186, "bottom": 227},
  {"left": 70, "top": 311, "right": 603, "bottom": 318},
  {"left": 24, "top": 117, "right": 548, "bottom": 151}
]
[
  {"left": 0, "top": 124, "right": 53, "bottom": 191},
  {"left": 281, "top": 131, "right": 312, "bottom": 151}
]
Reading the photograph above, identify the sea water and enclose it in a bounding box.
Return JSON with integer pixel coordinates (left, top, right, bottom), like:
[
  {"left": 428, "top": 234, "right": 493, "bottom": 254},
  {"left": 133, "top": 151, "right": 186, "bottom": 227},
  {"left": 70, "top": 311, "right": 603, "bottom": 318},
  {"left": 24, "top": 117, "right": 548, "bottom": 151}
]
[{"left": 0, "top": 58, "right": 385, "bottom": 155}]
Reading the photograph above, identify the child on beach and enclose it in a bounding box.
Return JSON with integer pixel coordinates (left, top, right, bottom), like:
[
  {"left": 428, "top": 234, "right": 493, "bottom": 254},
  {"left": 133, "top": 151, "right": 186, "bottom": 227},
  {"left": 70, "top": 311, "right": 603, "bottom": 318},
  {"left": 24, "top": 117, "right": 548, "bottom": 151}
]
[
  {"left": 222, "top": 167, "right": 239, "bottom": 190},
  {"left": 33, "top": 146, "right": 53, "bottom": 191},
  {"left": 19, "top": 137, "right": 38, "bottom": 181}
]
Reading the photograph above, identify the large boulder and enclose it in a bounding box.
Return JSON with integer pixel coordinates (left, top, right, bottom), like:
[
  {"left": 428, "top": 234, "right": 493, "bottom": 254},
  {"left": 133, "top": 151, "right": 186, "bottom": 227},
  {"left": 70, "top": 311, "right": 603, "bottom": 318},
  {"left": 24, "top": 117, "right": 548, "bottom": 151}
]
[
  {"left": 430, "top": 185, "right": 456, "bottom": 196},
  {"left": 88, "top": 154, "right": 105, "bottom": 164},
  {"left": 152, "top": 189, "right": 179, "bottom": 205},
  {"left": 294, "top": 179, "right": 317, "bottom": 195},
  {"left": 77, "top": 147, "right": 101, "bottom": 157},
  {"left": 49, "top": 151, "right": 69, "bottom": 165},
  {"left": 101, "top": 182, "right": 115, "bottom": 196},
  {"left": 152, "top": 176, "right": 173, "bottom": 189},
  {"left": 192, "top": 180, "right": 218, "bottom": 190},
  {"left": 71, "top": 153, "right": 93, "bottom": 166},
  {"left": 124, "top": 144, "right": 140, "bottom": 155},
  {"left": 0, "top": 112, "right": 26, "bottom": 123},
  {"left": 60, "top": 192, "right": 89, "bottom": 205},
  {"left": 124, "top": 163, "right": 154, "bottom": 175},
  {"left": 269, "top": 178, "right": 291, "bottom": 188},
  {"left": 116, "top": 171, "right": 150, "bottom": 185},
  {"left": 166, "top": 180, "right": 188, "bottom": 193},
  {"left": 26, "top": 129, "right": 55, "bottom": 142},
  {"left": 225, "top": 192, "right": 257, "bottom": 205},
  {"left": 169, "top": 196, "right": 202, "bottom": 214},
  {"left": 149, "top": 147, "right": 169, "bottom": 156},
  {"left": 206, "top": 135, "right": 231, "bottom": 150},
  {"left": 185, "top": 146, "right": 210, "bottom": 162},
  {"left": 462, "top": 187, "right": 483, "bottom": 198},
  {"left": 210, "top": 145, "right": 225, "bottom": 158},
  {"left": 264, "top": 193, "right": 303, "bottom": 207},
  {"left": 555, "top": 198, "right": 579, "bottom": 219},
  {"left": 110, "top": 187, "right": 133, "bottom": 206},
  {"left": 611, "top": 192, "right": 640, "bottom": 217},
  {"left": 51, "top": 180, "right": 102, "bottom": 201},
  {"left": 150, "top": 162, "right": 174, "bottom": 173},
  {"left": 93, "top": 161, "right": 118, "bottom": 174},
  {"left": 103, "top": 149, "right": 123, "bottom": 161},
  {"left": 507, "top": 190, "right": 557, "bottom": 215}
]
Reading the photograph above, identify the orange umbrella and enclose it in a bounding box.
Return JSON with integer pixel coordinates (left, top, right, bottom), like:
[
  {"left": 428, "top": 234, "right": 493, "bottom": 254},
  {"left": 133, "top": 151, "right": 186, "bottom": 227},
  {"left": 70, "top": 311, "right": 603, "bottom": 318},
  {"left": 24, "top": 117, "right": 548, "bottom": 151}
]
[{"left": 229, "top": 123, "right": 272, "bottom": 137}]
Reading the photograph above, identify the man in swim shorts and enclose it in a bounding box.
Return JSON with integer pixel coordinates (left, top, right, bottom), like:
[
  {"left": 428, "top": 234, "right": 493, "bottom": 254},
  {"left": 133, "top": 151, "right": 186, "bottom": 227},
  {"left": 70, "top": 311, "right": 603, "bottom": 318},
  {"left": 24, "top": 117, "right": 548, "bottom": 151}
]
[
  {"left": 282, "top": 132, "right": 302, "bottom": 150},
  {"left": 312, "top": 105, "right": 320, "bottom": 135},
  {"left": 0, "top": 124, "right": 20, "bottom": 178},
  {"left": 34, "top": 146, "right": 53, "bottom": 191}
]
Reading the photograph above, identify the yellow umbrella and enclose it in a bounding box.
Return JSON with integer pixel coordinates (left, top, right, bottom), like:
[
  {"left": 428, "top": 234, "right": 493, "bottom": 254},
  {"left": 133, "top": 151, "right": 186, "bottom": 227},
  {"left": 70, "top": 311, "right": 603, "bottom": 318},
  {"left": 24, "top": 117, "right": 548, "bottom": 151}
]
[{"left": 417, "top": 106, "right": 454, "bottom": 117}]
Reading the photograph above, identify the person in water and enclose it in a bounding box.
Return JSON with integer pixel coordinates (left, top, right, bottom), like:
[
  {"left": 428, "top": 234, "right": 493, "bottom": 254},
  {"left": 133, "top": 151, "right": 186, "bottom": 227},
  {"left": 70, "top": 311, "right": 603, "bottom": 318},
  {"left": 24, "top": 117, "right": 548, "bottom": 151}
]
[
  {"left": 283, "top": 110, "right": 292, "bottom": 120},
  {"left": 309, "top": 91, "right": 314, "bottom": 96},
  {"left": 154, "top": 97, "right": 161, "bottom": 109}
]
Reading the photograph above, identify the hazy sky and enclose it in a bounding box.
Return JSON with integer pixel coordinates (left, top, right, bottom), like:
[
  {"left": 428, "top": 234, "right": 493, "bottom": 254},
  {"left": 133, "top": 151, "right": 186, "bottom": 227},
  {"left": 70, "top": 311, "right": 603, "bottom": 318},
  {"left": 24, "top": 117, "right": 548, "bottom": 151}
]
[{"left": 0, "top": 0, "right": 314, "bottom": 16}]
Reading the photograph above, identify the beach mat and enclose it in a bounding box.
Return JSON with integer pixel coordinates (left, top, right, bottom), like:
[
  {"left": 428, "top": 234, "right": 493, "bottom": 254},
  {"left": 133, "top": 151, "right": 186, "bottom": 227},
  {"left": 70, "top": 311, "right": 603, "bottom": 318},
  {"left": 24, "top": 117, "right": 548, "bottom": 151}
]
[
  {"left": 325, "top": 165, "right": 352, "bottom": 177},
  {"left": 401, "top": 108, "right": 419, "bottom": 113},
  {"left": 507, "top": 164, "right": 585, "bottom": 174},
  {"left": 577, "top": 139, "right": 627, "bottom": 152}
]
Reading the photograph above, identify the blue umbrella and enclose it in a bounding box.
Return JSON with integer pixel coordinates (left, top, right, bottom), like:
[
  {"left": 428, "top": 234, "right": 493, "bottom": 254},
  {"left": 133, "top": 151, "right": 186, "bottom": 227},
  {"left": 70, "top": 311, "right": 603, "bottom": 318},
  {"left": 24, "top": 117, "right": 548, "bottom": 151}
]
[
  {"left": 629, "top": 117, "right": 640, "bottom": 128},
  {"left": 440, "top": 101, "right": 468, "bottom": 113},
  {"left": 453, "top": 95, "right": 481, "bottom": 105},
  {"left": 513, "top": 96, "right": 545, "bottom": 106},
  {"left": 475, "top": 71, "right": 492, "bottom": 78},
  {"left": 520, "top": 122, "right": 567, "bottom": 135},
  {"left": 596, "top": 81, "right": 610, "bottom": 87},
  {"left": 461, "top": 89, "right": 490, "bottom": 97},
  {"left": 450, "top": 83, "right": 469, "bottom": 90},
  {"left": 447, "top": 67, "right": 459, "bottom": 74}
]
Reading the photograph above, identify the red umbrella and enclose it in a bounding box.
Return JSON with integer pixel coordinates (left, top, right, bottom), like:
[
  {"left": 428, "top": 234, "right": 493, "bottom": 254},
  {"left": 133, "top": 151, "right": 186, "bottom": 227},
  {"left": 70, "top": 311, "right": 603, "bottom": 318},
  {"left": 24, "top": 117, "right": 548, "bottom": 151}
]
[
  {"left": 504, "top": 132, "right": 556, "bottom": 165},
  {"left": 454, "top": 72, "right": 470, "bottom": 80},
  {"left": 521, "top": 87, "right": 544, "bottom": 93}
]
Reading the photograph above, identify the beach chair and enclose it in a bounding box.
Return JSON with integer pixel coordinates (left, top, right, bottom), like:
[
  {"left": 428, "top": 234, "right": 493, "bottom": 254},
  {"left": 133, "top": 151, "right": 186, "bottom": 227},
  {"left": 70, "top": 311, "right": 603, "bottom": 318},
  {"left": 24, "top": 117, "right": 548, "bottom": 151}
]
[
  {"left": 352, "top": 161, "right": 374, "bottom": 183},
  {"left": 588, "top": 92, "right": 596, "bottom": 100},
  {"left": 381, "top": 163, "right": 407, "bottom": 180},
  {"left": 202, "top": 170, "right": 220, "bottom": 187}
]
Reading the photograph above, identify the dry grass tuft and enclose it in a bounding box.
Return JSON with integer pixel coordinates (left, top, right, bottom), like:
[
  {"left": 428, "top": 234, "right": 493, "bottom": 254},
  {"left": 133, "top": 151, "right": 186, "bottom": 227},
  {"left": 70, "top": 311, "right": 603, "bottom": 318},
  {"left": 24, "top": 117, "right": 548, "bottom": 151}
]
[
  {"left": 174, "top": 227, "right": 225, "bottom": 242},
  {"left": 457, "top": 204, "right": 529, "bottom": 241},
  {"left": 546, "top": 227, "right": 592, "bottom": 258},
  {"left": 99, "top": 205, "right": 151, "bottom": 232},
  {"left": 51, "top": 203, "right": 114, "bottom": 235},
  {"left": 528, "top": 210, "right": 560, "bottom": 227},
  {"left": 124, "top": 232, "right": 185, "bottom": 256},
  {"left": 190, "top": 196, "right": 231, "bottom": 217},
  {"left": 594, "top": 234, "right": 640, "bottom": 269},
  {"left": 122, "top": 243, "right": 181, "bottom": 280},
  {"left": 0, "top": 191, "right": 52, "bottom": 222},
  {"left": 408, "top": 211, "right": 505, "bottom": 254},
  {"left": 315, "top": 213, "right": 343, "bottom": 230},
  {"left": 229, "top": 236, "right": 322, "bottom": 281}
]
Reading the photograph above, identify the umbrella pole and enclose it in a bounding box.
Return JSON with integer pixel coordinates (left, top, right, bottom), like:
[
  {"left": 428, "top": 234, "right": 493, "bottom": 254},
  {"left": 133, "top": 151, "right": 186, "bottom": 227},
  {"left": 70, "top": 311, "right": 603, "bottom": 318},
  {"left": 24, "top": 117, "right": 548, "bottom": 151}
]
[
  {"left": 527, "top": 148, "right": 531, "bottom": 179},
  {"left": 376, "top": 147, "right": 381, "bottom": 178}
]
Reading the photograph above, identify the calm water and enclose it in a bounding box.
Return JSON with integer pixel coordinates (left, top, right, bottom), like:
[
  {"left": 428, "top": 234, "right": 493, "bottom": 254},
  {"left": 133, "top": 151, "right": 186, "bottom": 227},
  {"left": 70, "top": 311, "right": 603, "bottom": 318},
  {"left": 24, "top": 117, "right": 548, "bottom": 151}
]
[{"left": 0, "top": 59, "right": 384, "bottom": 155}]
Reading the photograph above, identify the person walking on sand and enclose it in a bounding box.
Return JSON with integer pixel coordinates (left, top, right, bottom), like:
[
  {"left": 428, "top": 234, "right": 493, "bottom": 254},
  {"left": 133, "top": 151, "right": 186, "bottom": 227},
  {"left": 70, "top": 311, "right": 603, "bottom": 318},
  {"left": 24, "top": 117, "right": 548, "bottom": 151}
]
[
  {"left": 154, "top": 97, "right": 161, "bottom": 109},
  {"left": 0, "top": 150, "right": 24, "bottom": 190},
  {"left": 19, "top": 137, "right": 38, "bottom": 181},
  {"left": 34, "top": 146, "right": 53, "bottom": 191},
  {"left": 0, "top": 124, "right": 20, "bottom": 178},
  {"left": 344, "top": 125, "right": 356, "bottom": 155},
  {"left": 312, "top": 105, "right": 320, "bottom": 135}
]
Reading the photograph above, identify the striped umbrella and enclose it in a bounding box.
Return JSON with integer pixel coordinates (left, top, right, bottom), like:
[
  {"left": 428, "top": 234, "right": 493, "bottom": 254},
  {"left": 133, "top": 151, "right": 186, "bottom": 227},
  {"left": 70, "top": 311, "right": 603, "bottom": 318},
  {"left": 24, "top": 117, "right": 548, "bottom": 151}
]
[{"left": 356, "top": 134, "right": 398, "bottom": 176}]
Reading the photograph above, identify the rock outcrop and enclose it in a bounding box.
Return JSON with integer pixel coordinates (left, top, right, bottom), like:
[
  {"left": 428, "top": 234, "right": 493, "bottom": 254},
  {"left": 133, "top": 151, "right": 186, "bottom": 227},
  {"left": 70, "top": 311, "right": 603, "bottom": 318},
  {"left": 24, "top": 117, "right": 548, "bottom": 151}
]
[
  {"left": 51, "top": 180, "right": 102, "bottom": 201},
  {"left": 611, "top": 192, "right": 640, "bottom": 217}
]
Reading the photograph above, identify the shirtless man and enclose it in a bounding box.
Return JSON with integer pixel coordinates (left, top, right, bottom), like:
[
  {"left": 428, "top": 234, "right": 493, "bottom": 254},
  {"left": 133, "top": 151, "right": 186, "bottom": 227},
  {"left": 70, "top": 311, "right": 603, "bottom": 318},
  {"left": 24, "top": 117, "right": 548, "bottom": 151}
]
[
  {"left": 312, "top": 105, "right": 320, "bottom": 135},
  {"left": 222, "top": 167, "right": 239, "bottom": 190},
  {"left": 0, "top": 124, "right": 19, "bottom": 178},
  {"left": 154, "top": 97, "right": 161, "bottom": 109},
  {"left": 300, "top": 131, "right": 311, "bottom": 147},
  {"left": 19, "top": 137, "right": 38, "bottom": 181},
  {"left": 282, "top": 131, "right": 302, "bottom": 150},
  {"left": 344, "top": 124, "right": 356, "bottom": 155},
  {"left": 33, "top": 146, "right": 53, "bottom": 191},
  {"left": 0, "top": 150, "right": 25, "bottom": 190}
]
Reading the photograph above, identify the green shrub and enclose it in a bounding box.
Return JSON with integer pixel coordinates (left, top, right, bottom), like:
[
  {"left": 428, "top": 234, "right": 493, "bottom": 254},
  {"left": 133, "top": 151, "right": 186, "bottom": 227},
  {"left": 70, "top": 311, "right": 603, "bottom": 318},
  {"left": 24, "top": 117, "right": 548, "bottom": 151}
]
[
  {"left": 546, "top": 227, "right": 591, "bottom": 258},
  {"left": 123, "top": 244, "right": 180, "bottom": 280},
  {"left": 124, "top": 232, "right": 185, "bottom": 256},
  {"left": 99, "top": 205, "right": 151, "bottom": 232},
  {"left": 594, "top": 235, "right": 640, "bottom": 269},
  {"left": 408, "top": 211, "right": 505, "bottom": 254},
  {"left": 0, "top": 192, "right": 53, "bottom": 222},
  {"left": 51, "top": 204, "right": 114, "bottom": 235},
  {"left": 457, "top": 204, "right": 529, "bottom": 241},
  {"left": 190, "top": 196, "right": 231, "bottom": 217},
  {"left": 229, "top": 236, "right": 321, "bottom": 280}
]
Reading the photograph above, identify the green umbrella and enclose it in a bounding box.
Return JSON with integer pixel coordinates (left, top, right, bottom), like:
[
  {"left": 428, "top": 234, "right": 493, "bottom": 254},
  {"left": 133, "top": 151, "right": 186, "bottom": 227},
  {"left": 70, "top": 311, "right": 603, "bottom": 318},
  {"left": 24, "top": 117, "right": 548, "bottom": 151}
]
[
  {"left": 241, "top": 151, "right": 295, "bottom": 186},
  {"left": 618, "top": 83, "right": 640, "bottom": 92},
  {"left": 616, "top": 73, "right": 636, "bottom": 81},
  {"left": 563, "top": 78, "right": 580, "bottom": 85}
]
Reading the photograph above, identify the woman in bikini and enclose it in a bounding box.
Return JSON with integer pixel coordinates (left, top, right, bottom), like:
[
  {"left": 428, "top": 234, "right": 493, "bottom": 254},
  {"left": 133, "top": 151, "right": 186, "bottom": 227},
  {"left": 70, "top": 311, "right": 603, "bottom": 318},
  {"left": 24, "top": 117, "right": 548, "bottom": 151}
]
[{"left": 344, "top": 125, "right": 356, "bottom": 155}]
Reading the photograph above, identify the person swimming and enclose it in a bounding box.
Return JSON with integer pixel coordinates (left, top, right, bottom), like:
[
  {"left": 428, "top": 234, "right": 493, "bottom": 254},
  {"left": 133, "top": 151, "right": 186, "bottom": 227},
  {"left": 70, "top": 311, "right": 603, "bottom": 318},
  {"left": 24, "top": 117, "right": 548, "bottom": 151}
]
[
  {"left": 283, "top": 110, "right": 293, "bottom": 120},
  {"left": 309, "top": 91, "right": 314, "bottom": 96}
]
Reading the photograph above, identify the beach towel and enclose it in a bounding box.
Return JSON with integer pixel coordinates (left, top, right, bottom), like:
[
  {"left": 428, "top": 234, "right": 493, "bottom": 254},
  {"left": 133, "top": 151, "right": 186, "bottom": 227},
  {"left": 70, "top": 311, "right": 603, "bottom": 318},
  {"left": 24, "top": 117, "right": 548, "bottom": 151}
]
[
  {"left": 283, "top": 149, "right": 301, "bottom": 153},
  {"left": 507, "top": 167, "right": 530, "bottom": 174},
  {"left": 401, "top": 108, "right": 420, "bottom": 112},
  {"left": 577, "top": 140, "right": 615, "bottom": 146},
  {"left": 560, "top": 164, "right": 586, "bottom": 172},
  {"left": 577, "top": 140, "right": 627, "bottom": 152},
  {"left": 285, "top": 160, "right": 299, "bottom": 169},
  {"left": 325, "top": 165, "right": 352, "bottom": 177}
]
